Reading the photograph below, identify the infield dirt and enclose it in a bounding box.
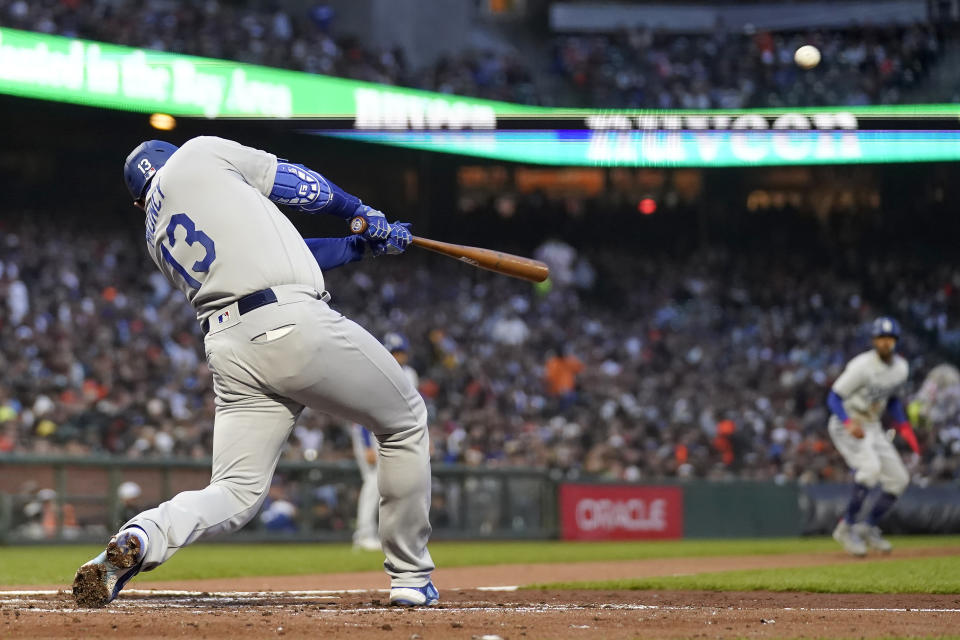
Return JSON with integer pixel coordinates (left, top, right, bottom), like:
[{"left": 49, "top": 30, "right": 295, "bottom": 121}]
[{"left": 3, "top": 547, "right": 959, "bottom": 639}]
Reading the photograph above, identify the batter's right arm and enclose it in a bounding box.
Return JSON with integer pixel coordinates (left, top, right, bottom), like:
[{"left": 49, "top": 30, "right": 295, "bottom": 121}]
[{"left": 304, "top": 236, "right": 368, "bottom": 270}]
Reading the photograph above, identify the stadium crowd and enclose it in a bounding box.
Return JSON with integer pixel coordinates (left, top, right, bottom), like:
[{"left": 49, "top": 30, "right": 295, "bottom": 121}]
[
  {"left": 0, "top": 209, "right": 957, "bottom": 490},
  {"left": 0, "top": 0, "right": 540, "bottom": 105},
  {"left": 0, "top": 0, "right": 951, "bottom": 107},
  {"left": 552, "top": 23, "right": 946, "bottom": 108}
]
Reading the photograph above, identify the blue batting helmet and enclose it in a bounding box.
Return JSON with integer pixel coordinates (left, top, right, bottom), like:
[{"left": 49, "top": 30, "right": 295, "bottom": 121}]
[
  {"left": 871, "top": 316, "right": 901, "bottom": 340},
  {"left": 383, "top": 332, "right": 410, "bottom": 353},
  {"left": 123, "top": 140, "right": 179, "bottom": 200}
]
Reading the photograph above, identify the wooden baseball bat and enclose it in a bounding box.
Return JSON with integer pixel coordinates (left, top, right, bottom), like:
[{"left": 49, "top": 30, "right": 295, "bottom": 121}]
[{"left": 349, "top": 216, "right": 550, "bottom": 283}]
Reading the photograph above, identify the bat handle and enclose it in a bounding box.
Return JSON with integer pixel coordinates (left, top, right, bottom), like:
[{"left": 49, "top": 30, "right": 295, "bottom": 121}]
[{"left": 349, "top": 216, "right": 368, "bottom": 235}]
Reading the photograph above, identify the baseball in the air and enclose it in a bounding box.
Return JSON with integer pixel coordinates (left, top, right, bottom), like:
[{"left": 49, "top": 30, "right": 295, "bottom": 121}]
[{"left": 794, "top": 45, "right": 821, "bottom": 69}]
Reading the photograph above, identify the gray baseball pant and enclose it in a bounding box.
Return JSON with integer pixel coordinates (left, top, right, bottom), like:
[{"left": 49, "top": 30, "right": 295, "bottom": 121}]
[
  {"left": 827, "top": 416, "right": 910, "bottom": 495},
  {"left": 126, "top": 287, "right": 434, "bottom": 587}
]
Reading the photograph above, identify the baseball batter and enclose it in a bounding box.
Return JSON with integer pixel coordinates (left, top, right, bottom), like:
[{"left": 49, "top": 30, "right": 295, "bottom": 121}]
[
  {"left": 352, "top": 332, "right": 419, "bottom": 552},
  {"left": 72, "top": 136, "right": 437, "bottom": 608},
  {"left": 827, "top": 316, "right": 920, "bottom": 556}
]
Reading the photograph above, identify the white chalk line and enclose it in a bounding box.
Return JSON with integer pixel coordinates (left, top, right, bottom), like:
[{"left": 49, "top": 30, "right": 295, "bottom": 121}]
[
  {"left": 3, "top": 593, "right": 960, "bottom": 615},
  {"left": 0, "top": 586, "right": 518, "bottom": 597}
]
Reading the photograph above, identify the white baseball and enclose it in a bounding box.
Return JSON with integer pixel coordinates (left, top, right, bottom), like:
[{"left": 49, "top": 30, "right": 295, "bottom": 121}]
[{"left": 794, "top": 45, "right": 821, "bottom": 69}]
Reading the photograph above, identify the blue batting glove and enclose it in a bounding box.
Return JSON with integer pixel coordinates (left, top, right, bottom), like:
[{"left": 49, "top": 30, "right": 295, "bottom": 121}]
[
  {"left": 356, "top": 205, "right": 392, "bottom": 241},
  {"left": 370, "top": 222, "right": 413, "bottom": 256}
]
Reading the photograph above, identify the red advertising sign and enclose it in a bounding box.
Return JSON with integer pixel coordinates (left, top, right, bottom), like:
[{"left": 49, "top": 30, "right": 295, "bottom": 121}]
[{"left": 559, "top": 484, "right": 683, "bottom": 540}]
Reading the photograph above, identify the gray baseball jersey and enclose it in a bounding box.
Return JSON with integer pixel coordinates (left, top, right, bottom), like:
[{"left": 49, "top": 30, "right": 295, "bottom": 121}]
[
  {"left": 142, "top": 136, "right": 325, "bottom": 321},
  {"left": 828, "top": 349, "right": 910, "bottom": 494},
  {"left": 126, "top": 136, "right": 435, "bottom": 590},
  {"left": 832, "top": 350, "right": 909, "bottom": 424}
]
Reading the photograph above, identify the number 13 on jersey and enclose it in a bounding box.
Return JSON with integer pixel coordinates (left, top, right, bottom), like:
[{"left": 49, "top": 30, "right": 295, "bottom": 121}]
[{"left": 160, "top": 213, "right": 217, "bottom": 289}]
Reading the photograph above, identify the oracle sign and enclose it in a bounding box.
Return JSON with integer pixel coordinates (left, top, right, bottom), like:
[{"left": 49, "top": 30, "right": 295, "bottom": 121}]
[{"left": 560, "top": 484, "right": 683, "bottom": 540}]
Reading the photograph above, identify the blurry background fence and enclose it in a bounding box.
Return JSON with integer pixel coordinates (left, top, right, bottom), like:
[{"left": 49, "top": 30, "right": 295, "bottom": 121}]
[
  {"left": 0, "top": 455, "right": 557, "bottom": 544},
  {"left": 2, "top": 456, "right": 957, "bottom": 544}
]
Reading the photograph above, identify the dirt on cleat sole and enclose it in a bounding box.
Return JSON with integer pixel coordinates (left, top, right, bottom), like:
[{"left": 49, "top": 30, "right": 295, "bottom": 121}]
[
  {"left": 72, "top": 532, "right": 144, "bottom": 608},
  {"left": 106, "top": 535, "right": 142, "bottom": 569},
  {"left": 72, "top": 563, "right": 109, "bottom": 608}
]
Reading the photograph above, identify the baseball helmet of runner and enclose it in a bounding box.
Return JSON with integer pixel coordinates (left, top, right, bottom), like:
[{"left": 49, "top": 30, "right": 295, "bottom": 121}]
[
  {"left": 123, "top": 140, "right": 180, "bottom": 200},
  {"left": 871, "top": 316, "right": 901, "bottom": 340}
]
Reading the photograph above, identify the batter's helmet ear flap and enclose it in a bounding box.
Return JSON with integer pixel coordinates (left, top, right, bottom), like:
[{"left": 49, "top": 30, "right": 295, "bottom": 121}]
[{"left": 123, "top": 140, "right": 180, "bottom": 200}]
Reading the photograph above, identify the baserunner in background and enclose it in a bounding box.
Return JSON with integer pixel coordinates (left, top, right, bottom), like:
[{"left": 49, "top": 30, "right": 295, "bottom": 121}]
[{"left": 827, "top": 316, "right": 921, "bottom": 556}]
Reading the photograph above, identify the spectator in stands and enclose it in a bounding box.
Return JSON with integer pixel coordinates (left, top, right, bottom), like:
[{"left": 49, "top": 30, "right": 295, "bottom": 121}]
[
  {"left": 543, "top": 346, "right": 584, "bottom": 409},
  {"left": 259, "top": 479, "right": 299, "bottom": 533},
  {"left": 16, "top": 488, "right": 79, "bottom": 540}
]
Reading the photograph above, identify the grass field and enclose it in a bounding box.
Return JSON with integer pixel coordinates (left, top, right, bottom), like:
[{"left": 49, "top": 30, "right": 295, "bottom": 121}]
[
  {"left": 2, "top": 535, "right": 959, "bottom": 591},
  {"left": 534, "top": 554, "right": 960, "bottom": 593}
]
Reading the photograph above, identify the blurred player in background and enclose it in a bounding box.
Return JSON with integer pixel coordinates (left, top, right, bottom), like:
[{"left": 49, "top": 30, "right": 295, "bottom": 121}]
[
  {"left": 826, "top": 317, "right": 921, "bottom": 556},
  {"left": 115, "top": 482, "right": 143, "bottom": 530},
  {"left": 912, "top": 363, "right": 960, "bottom": 430},
  {"left": 352, "top": 333, "right": 418, "bottom": 551},
  {"left": 72, "top": 136, "right": 437, "bottom": 608}
]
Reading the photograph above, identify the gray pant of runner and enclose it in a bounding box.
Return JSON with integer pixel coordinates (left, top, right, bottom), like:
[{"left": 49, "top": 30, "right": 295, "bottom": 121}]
[
  {"left": 827, "top": 416, "right": 910, "bottom": 495},
  {"left": 126, "top": 288, "right": 434, "bottom": 587}
]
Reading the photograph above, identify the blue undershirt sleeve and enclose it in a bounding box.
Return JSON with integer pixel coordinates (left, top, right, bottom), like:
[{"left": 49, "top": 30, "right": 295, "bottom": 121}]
[
  {"left": 827, "top": 390, "right": 849, "bottom": 422},
  {"left": 886, "top": 396, "right": 908, "bottom": 423},
  {"left": 304, "top": 237, "right": 366, "bottom": 271}
]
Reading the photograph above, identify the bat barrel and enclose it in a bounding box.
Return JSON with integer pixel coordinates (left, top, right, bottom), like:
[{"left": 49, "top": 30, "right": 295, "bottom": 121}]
[
  {"left": 348, "top": 216, "right": 550, "bottom": 283},
  {"left": 412, "top": 237, "right": 549, "bottom": 283}
]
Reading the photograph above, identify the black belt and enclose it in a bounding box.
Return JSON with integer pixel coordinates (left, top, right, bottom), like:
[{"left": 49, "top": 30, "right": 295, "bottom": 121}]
[{"left": 201, "top": 288, "right": 277, "bottom": 334}]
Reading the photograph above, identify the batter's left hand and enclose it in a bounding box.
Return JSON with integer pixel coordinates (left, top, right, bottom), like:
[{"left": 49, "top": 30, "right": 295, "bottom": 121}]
[
  {"left": 357, "top": 206, "right": 392, "bottom": 241},
  {"left": 370, "top": 222, "right": 412, "bottom": 256}
]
